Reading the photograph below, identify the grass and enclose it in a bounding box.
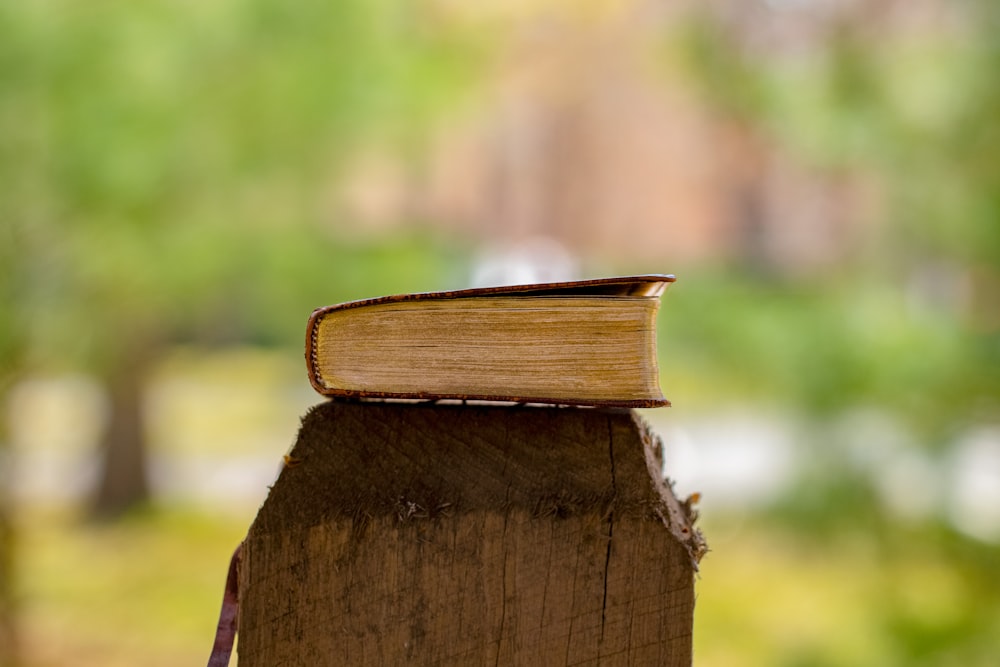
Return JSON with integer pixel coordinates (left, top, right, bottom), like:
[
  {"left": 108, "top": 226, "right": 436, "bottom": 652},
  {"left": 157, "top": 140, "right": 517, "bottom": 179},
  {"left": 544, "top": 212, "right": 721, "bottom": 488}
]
[
  {"left": 15, "top": 505, "right": 248, "bottom": 667},
  {"left": 694, "top": 517, "right": 1000, "bottom": 667}
]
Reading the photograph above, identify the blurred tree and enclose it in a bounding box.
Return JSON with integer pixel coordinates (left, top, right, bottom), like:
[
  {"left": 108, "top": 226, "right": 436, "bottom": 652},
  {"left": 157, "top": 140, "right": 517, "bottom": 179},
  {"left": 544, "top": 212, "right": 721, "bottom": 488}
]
[
  {"left": 669, "top": 11, "right": 1000, "bottom": 658},
  {"left": 0, "top": 0, "right": 487, "bottom": 518},
  {"left": 673, "top": 1, "right": 999, "bottom": 434}
]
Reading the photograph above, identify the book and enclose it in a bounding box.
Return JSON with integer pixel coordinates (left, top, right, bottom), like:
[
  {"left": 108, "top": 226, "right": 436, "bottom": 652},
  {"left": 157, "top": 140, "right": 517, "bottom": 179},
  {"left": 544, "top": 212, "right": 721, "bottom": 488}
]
[{"left": 305, "top": 274, "right": 675, "bottom": 407}]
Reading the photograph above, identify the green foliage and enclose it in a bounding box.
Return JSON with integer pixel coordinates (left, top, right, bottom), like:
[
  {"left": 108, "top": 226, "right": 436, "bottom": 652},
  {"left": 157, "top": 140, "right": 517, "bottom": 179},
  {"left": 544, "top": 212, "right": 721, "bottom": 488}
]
[
  {"left": 663, "top": 270, "right": 979, "bottom": 439},
  {"left": 661, "top": 14, "right": 1000, "bottom": 649},
  {"left": 667, "top": 5, "right": 1000, "bottom": 442},
  {"left": 0, "top": 0, "right": 483, "bottom": 373},
  {"left": 677, "top": 4, "right": 1000, "bottom": 264}
]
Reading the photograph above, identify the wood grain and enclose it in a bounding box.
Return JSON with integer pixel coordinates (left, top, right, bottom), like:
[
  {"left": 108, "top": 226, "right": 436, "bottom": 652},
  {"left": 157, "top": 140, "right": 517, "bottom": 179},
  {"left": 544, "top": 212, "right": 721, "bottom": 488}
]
[{"left": 238, "top": 400, "right": 702, "bottom": 666}]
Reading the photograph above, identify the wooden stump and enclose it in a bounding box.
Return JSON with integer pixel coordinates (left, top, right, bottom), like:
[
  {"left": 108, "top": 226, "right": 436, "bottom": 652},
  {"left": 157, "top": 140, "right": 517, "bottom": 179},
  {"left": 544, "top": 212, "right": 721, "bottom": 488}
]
[{"left": 238, "top": 400, "right": 704, "bottom": 666}]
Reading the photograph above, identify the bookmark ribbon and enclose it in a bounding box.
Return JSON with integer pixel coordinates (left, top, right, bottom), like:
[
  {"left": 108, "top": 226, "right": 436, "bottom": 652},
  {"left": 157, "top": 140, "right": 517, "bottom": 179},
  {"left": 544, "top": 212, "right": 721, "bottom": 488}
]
[{"left": 207, "top": 542, "right": 243, "bottom": 667}]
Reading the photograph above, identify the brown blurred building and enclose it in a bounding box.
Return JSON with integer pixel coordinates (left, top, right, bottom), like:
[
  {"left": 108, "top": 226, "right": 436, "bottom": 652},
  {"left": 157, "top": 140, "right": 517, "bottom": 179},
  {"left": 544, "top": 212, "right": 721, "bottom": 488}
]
[{"left": 337, "top": 1, "right": 918, "bottom": 273}]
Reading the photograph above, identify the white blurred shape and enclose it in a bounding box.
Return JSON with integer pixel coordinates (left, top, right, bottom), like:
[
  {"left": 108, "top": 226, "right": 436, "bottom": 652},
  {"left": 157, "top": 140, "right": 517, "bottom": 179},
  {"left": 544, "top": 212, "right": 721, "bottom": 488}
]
[
  {"left": 150, "top": 453, "right": 279, "bottom": 514},
  {"left": 4, "top": 375, "right": 106, "bottom": 502},
  {"left": 470, "top": 237, "right": 579, "bottom": 287},
  {"left": 837, "top": 407, "right": 911, "bottom": 470},
  {"left": 875, "top": 450, "right": 942, "bottom": 522},
  {"left": 834, "top": 407, "right": 943, "bottom": 522},
  {"left": 948, "top": 427, "right": 1000, "bottom": 543},
  {"left": 648, "top": 409, "right": 799, "bottom": 510}
]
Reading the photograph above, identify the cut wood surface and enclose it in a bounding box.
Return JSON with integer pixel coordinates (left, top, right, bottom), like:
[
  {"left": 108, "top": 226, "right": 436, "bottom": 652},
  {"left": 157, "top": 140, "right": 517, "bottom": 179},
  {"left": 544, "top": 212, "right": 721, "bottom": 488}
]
[{"left": 238, "top": 400, "right": 704, "bottom": 666}]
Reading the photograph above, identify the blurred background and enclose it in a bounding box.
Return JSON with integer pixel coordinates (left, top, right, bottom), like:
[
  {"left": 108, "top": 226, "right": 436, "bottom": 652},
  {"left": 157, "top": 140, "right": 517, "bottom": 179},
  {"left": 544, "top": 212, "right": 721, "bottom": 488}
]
[{"left": 1, "top": 0, "right": 998, "bottom": 665}]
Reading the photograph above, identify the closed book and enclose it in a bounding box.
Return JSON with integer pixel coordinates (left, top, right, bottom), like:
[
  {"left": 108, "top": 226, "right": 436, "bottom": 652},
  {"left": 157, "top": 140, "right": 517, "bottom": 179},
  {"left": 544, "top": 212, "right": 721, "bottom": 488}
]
[{"left": 305, "top": 274, "right": 675, "bottom": 407}]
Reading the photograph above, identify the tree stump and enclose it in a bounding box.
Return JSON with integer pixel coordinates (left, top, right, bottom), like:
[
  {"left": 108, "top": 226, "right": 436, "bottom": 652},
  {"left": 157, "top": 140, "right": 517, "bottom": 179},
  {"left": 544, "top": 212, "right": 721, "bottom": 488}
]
[{"left": 238, "top": 400, "right": 704, "bottom": 666}]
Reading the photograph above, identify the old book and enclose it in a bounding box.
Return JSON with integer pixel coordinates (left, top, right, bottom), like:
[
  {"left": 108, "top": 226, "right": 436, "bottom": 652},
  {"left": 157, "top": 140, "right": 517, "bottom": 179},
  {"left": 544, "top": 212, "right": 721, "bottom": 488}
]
[{"left": 306, "top": 274, "right": 675, "bottom": 407}]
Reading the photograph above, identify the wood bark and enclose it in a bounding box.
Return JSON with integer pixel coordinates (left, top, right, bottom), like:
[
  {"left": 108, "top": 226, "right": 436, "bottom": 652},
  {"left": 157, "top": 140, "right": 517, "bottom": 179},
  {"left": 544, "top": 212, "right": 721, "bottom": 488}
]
[{"left": 238, "top": 400, "right": 704, "bottom": 666}]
